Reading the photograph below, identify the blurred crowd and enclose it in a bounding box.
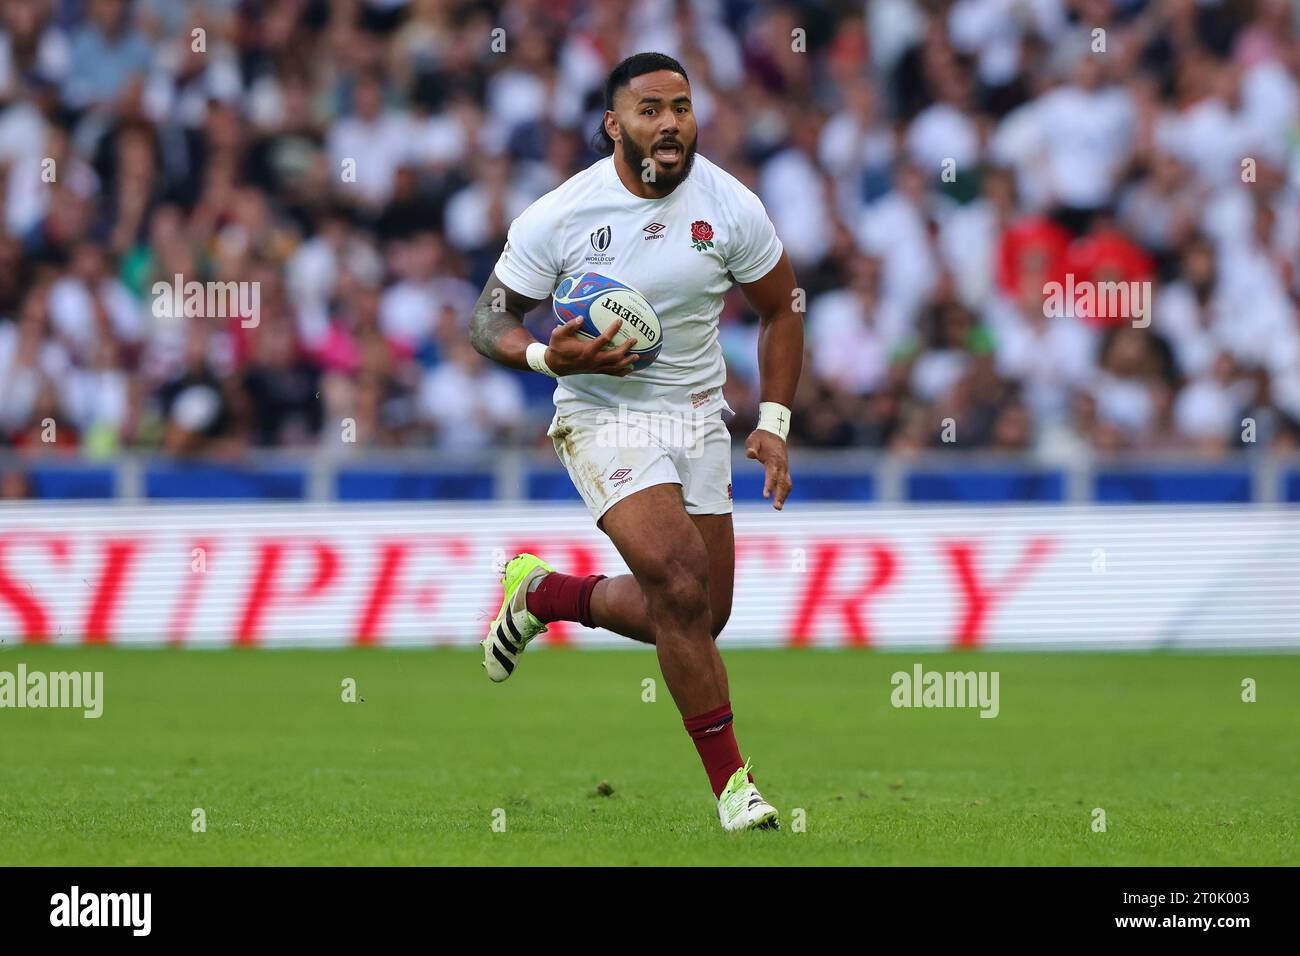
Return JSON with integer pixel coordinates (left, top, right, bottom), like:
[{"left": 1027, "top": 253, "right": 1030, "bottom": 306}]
[{"left": 1, "top": 0, "right": 1299, "bottom": 465}]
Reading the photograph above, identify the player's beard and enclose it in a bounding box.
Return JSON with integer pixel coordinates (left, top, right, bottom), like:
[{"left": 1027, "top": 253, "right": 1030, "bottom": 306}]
[{"left": 620, "top": 133, "right": 696, "bottom": 195}]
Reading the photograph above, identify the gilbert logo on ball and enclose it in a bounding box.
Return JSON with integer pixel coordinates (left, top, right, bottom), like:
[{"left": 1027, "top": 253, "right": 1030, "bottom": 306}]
[{"left": 553, "top": 272, "right": 663, "bottom": 371}]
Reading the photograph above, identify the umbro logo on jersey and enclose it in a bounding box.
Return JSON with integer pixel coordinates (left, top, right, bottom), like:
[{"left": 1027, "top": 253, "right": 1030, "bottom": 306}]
[
  {"left": 642, "top": 222, "right": 666, "bottom": 240},
  {"left": 609, "top": 468, "right": 632, "bottom": 482}
]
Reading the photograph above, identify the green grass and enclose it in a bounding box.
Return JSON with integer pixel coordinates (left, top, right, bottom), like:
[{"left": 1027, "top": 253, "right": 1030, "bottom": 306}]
[{"left": 1, "top": 647, "right": 1296, "bottom": 865}]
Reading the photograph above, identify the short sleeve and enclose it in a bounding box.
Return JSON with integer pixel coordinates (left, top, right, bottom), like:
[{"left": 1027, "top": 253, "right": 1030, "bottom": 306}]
[
  {"left": 492, "top": 195, "right": 563, "bottom": 300},
  {"left": 725, "top": 188, "right": 783, "bottom": 285}
]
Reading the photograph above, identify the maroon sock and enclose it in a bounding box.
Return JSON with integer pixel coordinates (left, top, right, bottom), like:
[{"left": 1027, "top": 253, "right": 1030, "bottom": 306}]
[
  {"left": 683, "top": 702, "right": 748, "bottom": 798},
  {"left": 525, "top": 572, "right": 605, "bottom": 627}
]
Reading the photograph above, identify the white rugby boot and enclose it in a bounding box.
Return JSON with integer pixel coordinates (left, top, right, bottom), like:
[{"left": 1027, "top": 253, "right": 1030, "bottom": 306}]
[{"left": 717, "top": 759, "right": 780, "bottom": 831}]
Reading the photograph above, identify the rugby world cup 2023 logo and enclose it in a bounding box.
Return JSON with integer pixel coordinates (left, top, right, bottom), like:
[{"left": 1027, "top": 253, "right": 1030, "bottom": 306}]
[{"left": 587, "top": 225, "right": 614, "bottom": 265}]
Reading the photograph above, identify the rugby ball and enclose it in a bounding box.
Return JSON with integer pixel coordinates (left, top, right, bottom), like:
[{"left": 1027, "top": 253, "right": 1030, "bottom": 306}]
[{"left": 552, "top": 272, "right": 663, "bottom": 371}]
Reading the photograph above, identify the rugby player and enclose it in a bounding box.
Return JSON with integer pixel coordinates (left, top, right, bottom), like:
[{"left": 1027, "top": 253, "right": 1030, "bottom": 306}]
[{"left": 468, "top": 52, "right": 802, "bottom": 831}]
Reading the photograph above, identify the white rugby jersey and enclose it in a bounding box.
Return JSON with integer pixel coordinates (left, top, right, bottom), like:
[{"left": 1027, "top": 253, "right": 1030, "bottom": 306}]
[{"left": 493, "top": 153, "right": 783, "bottom": 415}]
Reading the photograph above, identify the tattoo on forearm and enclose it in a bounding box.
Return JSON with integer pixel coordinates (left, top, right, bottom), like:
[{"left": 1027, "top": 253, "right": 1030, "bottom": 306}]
[
  {"left": 469, "top": 302, "right": 521, "bottom": 358},
  {"left": 469, "top": 274, "right": 542, "bottom": 360}
]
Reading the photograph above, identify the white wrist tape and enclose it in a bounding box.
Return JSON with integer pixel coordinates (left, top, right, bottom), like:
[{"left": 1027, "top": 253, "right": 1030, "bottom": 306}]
[
  {"left": 526, "top": 342, "right": 558, "bottom": 378},
  {"left": 757, "top": 402, "right": 791, "bottom": 441}
]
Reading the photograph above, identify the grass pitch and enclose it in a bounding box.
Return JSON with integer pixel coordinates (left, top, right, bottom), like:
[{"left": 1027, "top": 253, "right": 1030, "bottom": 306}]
[{"left": 1, "top": 647, "right": 1296, "bottom": 866}]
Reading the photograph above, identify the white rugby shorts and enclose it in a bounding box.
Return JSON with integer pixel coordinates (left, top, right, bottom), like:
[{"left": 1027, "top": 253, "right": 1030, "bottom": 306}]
[{"left": 548, "top": 406, "right": 734, "bottom": 524}]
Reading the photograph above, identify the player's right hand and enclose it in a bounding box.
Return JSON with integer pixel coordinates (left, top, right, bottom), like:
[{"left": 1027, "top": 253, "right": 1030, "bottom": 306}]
[
  {"left": 746, "top": 428, "right": 793, "bottom": 510},
  {"left": 544, "top": 318, "right": 637, "bottom": 377}
]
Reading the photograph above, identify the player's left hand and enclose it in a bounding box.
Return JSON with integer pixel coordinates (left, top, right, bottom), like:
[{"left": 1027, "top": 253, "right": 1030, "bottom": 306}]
[{"left": 745, "top": 429, "right": 792, "bottom": 510}]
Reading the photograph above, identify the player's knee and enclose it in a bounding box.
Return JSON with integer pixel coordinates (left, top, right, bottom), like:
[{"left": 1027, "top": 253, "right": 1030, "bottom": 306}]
[
  {"left": 655, "top": 567, "right": 709, "bottom": 619},
  {"left": 642, "top": 552, "right": 709, "bottom": 623}
]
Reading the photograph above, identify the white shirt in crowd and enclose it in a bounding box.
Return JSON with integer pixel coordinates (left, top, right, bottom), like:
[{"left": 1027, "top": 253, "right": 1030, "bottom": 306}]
[
  {"left": 807, "top": 289, "right": 905, "bottom": 395},
  {"left": 417, "top": 357, "right": 525, "bottom": 451},
  {"left": 1090, "top": 371, "right": 1155, "bottom": 438},
  {"left": 857, "top": 190, "right": 939, "bottom": 322},
  {"left": 0, "top": 323, "right": 69, "bottom": 432},
  {"left": 327, "top": 110, "right": 413, "bottom": 207},
  {"left": 906, "top": 102, "right": 981, "bottom": 176},
  {"left": 444, "top": 180, "right": 536, "bottom": 253},
  {"left": 994, "top": 311, "right": 1097, "bottom": 424},
  {"left": 1155, "top": 97, "right": 1254, "bottom": 191},
  {"left": 47, "top": 275, "right": 143, "bottom": 360},
  {"left": 379, "top": 276, "right": 477, "bottom": 349},
  {"left": 1034, "top": 83, "right": 1136, "bottom": 209},
  {"left": 938, "top": 198, "right": 1000, "bottom": 311},
  {"left": 818, "top": 105, "right": 896, "bottom": 224},
  {"left": 1174, "top": 374, "right": 1250, "bottom": 441},
  {"left": 758, "top": 146, "right": 833, "bottom": 270}
]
